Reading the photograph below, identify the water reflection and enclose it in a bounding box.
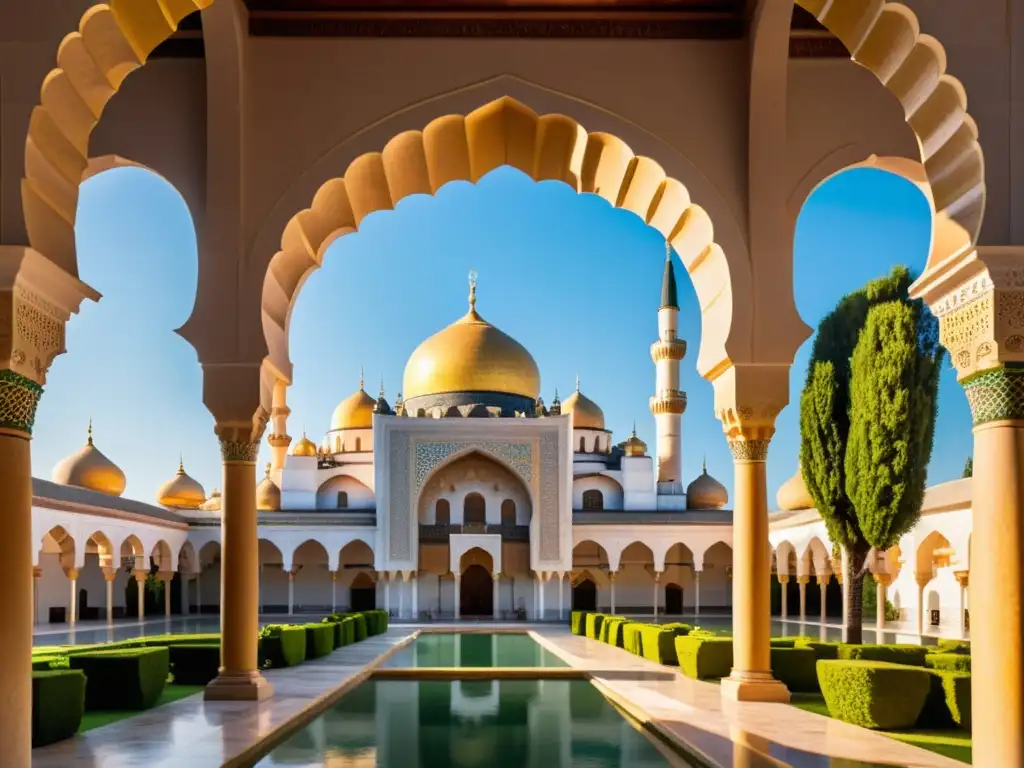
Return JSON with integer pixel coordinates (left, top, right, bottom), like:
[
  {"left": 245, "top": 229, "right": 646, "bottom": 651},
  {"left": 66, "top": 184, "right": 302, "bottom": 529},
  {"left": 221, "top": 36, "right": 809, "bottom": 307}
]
[
  {"left": 258, "top": 680, "right": 683, "bottom": 767},
  {"left": 381, "top": 633, "right": 567, "bottom": 668}
]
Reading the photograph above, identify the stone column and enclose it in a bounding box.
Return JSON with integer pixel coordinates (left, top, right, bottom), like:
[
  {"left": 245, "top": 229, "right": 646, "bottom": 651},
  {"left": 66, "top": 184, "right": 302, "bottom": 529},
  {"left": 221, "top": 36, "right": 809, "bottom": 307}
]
[
  {"left": 778, "top": 574, "right": 789, "bottom": 619},
  {"left": 817, "top": 576, "right": 828, "bottom": 624},
  {"left": 398, "top": 574, "right": 405, "bottom": 620},
  {"left": 873, "top": 573, "right": 891, "bottom": 630},
  {"left": 195, "top": 567, "right": 202, "bottom": 616},
  {"left": 65, "top": 568, "right": 79, "bottom": 627},
  {"left": 159, "top": 572, "right": 174, "bottom": 618},
  {"left": 135, "top": 571, "right": 147, "bottom": 620},
  {"left": 287, "top": 570, "right": 296, "bottom": 616},
  {"left": 454, "top": 573, "right": 461, "bottom": 619},
  {"left": 652, "top": 571, "right": 661, "bottom": 618},
  {"left": 915, "top": 575, "right": 929, "bottom": 637},
  {"left": 797, "top": 576, "right": 809, "bottom": 620},
  {"left": 538, "top": 572, "right": 546, "bottom": 621},
  {"left": 720, "top": 419, "right": 789, "bottom": 703},
  {"left": 205, "top": 422, "right": 273, "bottom": 702},
  {"left": 609, "top": 572, "right": 617, "bottom": 615},
  {"left": 383, "top": 572, "right": 391, "bottom": 617},
  {"left": 103, "top": 567, "right": 116, "bottom": 623},
  {"left": 411, "top": 573, "right": 419, "bottom": 620},
  {"left": 492, "top": 573, "right": 501, "bottom": 620},
  {"left": 954, "top": 571, "right": 969, "bottom": 639},
  {"left": 693, "top": 570, "right": 701, "bottom": 616},
  {"left": 558, "top": 573, "right": 565, "bottom": 621},
  {"left": 331, "top": 571, "right": 338, "bottom": 613}
]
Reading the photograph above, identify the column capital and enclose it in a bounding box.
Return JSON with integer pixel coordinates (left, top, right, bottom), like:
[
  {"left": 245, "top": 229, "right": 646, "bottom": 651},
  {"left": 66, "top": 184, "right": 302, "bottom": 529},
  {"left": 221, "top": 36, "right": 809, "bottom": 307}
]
[
  {"left": 608, "top": 571, "right": 617, "bottom": 581},
  {"left": 872, "top": 572, "right": 892, "bottom": 586},
  {"left": 712, "top": 363, "right": 790, "bottom": 459},
  {"left": 102, "top": 567, "right": 117, "bottom": 582},
  {"left": 953, "top": 570, "right": 969, "bottom": 587},
  {"left": 218, "top": 410, "right": 268, "bottom": 463},
  {"left": 796, "top": 575, "right": 810, "bottom": 585},
  {"left": 915, "top": 573, "right": 932, "bottom": 588},
  {"left": 134, "top": 570, "right": 149, "bottom": 583},
  {"left": 816, "top": 575, "right": 829, "bottom": 587},
  {"left": 777, "top": 574, "right": 790, "bottom": 584},
  {"left": 157, "top": 571, "right": 175, "bottom": 583},
  {"left": 63, "top": 567, "right": 79, "bottom": 581}
]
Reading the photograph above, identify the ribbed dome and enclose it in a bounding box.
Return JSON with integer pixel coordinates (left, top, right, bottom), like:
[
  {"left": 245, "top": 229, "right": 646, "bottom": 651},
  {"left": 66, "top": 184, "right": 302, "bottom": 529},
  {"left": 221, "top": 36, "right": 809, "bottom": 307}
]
[
  {"left": 686, "top": 460, "right": 728, "bottom": 509},
  {"left": 777, "top": 463, "right": 814, "bottom": 511},
  {"left": 330, "top": 377, "right": 376, "bottom": 431},
  {"left": 562, "top": 378, "right": 604, "bottom": 429},
  {"left": 52, "top": 423, "right": 126, "bottom": 497},
  {"left": 256, "top": 464, "right": 281, "bottom": 511},
  {"left": 156, "top": 458, "right": 206, "bottom": 510},
  {"left": 291, "top": 433, "right": 318, "bottom": 457},
  {"left": 403, "top": 278, "right": 540, "bottom": 401}
]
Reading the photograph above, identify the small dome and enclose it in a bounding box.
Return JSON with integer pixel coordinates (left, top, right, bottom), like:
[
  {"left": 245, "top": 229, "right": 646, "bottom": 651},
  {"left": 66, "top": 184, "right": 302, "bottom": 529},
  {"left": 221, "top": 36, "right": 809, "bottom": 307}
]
[
  {"left": 330, "top": 375, "right": 376, "bottom": 431},
  {"left": 256, "top": 464, "right": 281, "bottom": 511},
  {"left": 200, "top": 489, "right": 221, "bottom": 512},
  {"left": 291, "top": 433, "right": 318, "bottom": 457},
  {"left": 777, "top": 463, "right": 814, "bottom": 511},
  {"left": 52, "top": 423, "right": 126, "bottom": 497},
  {"left": 622, "top": 426, "right": 647, "bottom": 457},
  {"left": 156, "top": 457, "right": 206, "bottom": 510},
  {"left": 686, "top": 459, "right": 728, "bottom": 509},
  {"left": 562, "top": 377, "right": 605, "bottom": 430}
]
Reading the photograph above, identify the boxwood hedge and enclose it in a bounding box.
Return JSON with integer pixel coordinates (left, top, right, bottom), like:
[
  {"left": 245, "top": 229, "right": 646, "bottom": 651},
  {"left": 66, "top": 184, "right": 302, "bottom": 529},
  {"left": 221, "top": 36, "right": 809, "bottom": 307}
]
[
  {"left": 769, "top": 647, "right": 818, "bottom": 692},
  {"left": 69, "top": 647, "right": 169, "bottom": 711},
  {"left": 304, "top": 623, "right": 336, "bottom": 659},
  {"left": 837, "top": 643, "right": 928, "bottom": 667},
  {"left": 169, "top": 644, "right": 222, "bottom": 686},
  {"left": 675, "top": 635, "right": 733, "bottom": 680},
  {"left": 260, "top": 625, "right": 307, "bottom": 669},
  {"left": 817, "top": 660, "right": 930, "bottom": 729},
  {"left": 32, "top": 669, "right": 85, "bottom": 747}
]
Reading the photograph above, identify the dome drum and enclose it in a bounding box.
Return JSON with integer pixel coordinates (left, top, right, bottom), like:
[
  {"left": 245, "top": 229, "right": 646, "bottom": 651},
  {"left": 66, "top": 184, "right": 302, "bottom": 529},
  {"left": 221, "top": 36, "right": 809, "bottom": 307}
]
[{"left": 403, "top": 391, "right": 536, "bottom": 419}]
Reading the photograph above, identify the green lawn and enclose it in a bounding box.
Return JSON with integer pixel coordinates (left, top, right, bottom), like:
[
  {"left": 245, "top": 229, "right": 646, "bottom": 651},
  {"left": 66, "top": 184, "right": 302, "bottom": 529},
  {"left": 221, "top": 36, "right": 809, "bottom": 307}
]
[
  {"left": 79, "top": 684, "right": 205, "bottom": 733},
  {"left": 790, "top": 694, "right": 972, "bottom": 765}
]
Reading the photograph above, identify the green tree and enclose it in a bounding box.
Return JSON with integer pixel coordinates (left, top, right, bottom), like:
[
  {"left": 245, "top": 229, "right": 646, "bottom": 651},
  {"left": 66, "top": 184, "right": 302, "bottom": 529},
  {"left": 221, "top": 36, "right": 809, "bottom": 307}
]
[
  {"left": 799, "top": 266, "right": 943, "bottom": 644},
  {"left": 962, "top": 457, "right": 973, "bottom": 478}
]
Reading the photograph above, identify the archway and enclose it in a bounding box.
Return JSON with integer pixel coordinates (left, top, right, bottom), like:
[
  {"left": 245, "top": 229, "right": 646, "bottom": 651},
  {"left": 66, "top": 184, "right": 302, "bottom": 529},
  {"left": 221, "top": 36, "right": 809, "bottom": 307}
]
[
  {"left": 665, "top": 583, "right": 684, "bottom": 615},
  {"left": 460, "top": 565, "right": 494, "bottom": 618},
  {"left": 572, "top": 577, "right": 597, "bottom": 612},
  {"left": 463, "top": 493, "right": 486, "bottom": 526},
  {"left": 350, "top": 572, "right": 377, "bottom": 612}
]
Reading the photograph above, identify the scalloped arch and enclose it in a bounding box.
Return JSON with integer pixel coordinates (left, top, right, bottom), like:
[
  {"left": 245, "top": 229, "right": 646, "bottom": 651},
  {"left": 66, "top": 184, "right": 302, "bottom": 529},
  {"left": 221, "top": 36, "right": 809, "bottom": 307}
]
[
  {"left": 23, "top": 0, "right": 983, "bottom": 287},
  {"left": 261, "top": 96, "right": 736, "bottom": 380}
]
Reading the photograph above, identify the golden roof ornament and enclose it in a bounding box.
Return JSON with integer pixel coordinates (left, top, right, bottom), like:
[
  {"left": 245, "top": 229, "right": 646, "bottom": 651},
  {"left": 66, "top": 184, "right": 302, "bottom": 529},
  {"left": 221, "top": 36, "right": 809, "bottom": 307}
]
[
  {"left": 52, "top": 420, "right": 127, "bottom": 497},
  {"left": 468, "top": 269, "right": 478, "bottom": 312}
]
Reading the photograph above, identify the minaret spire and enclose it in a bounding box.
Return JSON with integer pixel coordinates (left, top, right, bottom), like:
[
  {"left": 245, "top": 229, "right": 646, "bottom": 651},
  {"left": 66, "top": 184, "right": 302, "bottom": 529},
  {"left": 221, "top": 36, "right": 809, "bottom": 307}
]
[
  {"left": 651, "top": 237, "right": 687, "bottom": 489},
  {"left": 359, "top": 367, "right": 365, "bottom": 391},
  {"left": 661, "top": 238, "right": 679, "bottom": 310},
  {"left": 468, "top": 269, "right": 478, "bottom": 312},
  {"left": 178, "top": 453, "right": 185, "bottom": 474},
  {"left": 87, "top": 418, "right": 93, "bottom": 446},
  {"left": 575, "top": 372, "right": 581, "bottom": 392},
  {"left": 379, "top": 376, "right": 385, "bottom": 398}
]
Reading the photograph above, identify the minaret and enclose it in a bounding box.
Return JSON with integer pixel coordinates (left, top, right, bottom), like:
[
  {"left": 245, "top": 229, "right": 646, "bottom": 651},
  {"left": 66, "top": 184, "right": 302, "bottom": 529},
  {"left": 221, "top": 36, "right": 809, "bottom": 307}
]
[{"left": 649, "top": 239, "right": 688, "bottom": 489}]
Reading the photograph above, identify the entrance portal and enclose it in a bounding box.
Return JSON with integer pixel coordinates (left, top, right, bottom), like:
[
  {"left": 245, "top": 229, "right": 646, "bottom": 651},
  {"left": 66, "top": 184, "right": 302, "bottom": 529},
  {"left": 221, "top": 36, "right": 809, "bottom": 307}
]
[
  {"left": 572, "top": 579, "right": 597, "bottom": 611},
  {"left": 460, "top": 565, "right": 493, "bottom": 617},
  {"left": 665, "top": 583, "right": 683, "bottom": 615},
  {"left": 350, "top": 572, "right": 376, "bottom": 611}
]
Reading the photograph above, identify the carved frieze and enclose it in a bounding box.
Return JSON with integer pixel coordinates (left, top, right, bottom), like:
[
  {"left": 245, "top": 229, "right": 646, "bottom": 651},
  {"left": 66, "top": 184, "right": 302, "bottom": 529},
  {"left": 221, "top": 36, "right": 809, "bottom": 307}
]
[
  {"left": 389, "top": 431, "right": 412, "bottom": 559},
  {"left": 539, "top": 433, "right": 560, "bottom": 561},
  {"left": 413, "top": 441, "right": 533, "bottom": 493}
]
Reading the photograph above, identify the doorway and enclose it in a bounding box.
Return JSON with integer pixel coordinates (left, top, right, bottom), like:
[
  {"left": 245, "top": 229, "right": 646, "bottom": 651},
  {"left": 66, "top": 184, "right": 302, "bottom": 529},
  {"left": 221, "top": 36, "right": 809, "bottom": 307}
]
[
  {"left": 460, "top": 565, "right": 493, "bottom": 617},
  {"left": 572, "top": 578, "right": 597, "bottom": 611},
  {"left": 350, "top": 572, "right": 377, "bottom": 611},
  {"left": 665, "top": 583, "right": 683, "bottom": 615}
]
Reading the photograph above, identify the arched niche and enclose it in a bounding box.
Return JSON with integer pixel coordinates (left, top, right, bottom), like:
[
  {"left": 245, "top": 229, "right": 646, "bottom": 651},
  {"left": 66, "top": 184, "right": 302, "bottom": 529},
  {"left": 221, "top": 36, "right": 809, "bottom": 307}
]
[
  {"left": 316, "top": 474, "right": 374, "bottom": 510},
  {"left": 417, "top": 450, "right": 531, "bottom": 527}
]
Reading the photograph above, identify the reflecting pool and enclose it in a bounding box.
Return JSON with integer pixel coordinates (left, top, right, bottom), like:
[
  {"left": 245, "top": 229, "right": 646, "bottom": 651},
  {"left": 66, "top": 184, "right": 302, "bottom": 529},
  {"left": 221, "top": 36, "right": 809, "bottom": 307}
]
[
  {"left": 380, "top": 633, "right": 568, "bottom": 668},
  {"left": 257, "top": 679, "right": 687, "bottom": 767}
]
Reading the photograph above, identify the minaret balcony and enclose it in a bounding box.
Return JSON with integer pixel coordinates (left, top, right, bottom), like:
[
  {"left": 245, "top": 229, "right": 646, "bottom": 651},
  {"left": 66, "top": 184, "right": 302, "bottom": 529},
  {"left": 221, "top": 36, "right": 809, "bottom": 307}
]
[
  {"left": 650, "top": 392, "right": 687, "bottom": 415},
  {"left": 650, "top": 338, "right": 687, "bottom": 362}
]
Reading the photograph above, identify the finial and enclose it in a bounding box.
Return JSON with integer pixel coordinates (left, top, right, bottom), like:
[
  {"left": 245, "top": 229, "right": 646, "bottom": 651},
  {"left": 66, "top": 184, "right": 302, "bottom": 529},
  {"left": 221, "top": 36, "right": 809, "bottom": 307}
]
[
  {"left": 702, "top": 455, "right": 707, "bottom": 474},
  {"left": 265, "top": 462, "right": 271, "bottom": 478},
  {"left": 631, "top": 421, "right": 637, "bottom": 437},
  {"left": 665, "top": 236, "right": 672, "bottom": 262},
  {"left": 378, "top": 376, "right": 385, "bottom": 398},
  {"left": 178, "top": 453, "right": 185, "bottom": 474},
  {"left": 359, "top": 367, "right": 365, "bottom": 391},
  {"left": 468, "top": 269, "right": 478, "bottom": 311},
  {"left": 87, "top": 418, "right": 93, "bottom": 446},
  {"left": 575, "top": 373, "right": 581, "bottom": 392}
]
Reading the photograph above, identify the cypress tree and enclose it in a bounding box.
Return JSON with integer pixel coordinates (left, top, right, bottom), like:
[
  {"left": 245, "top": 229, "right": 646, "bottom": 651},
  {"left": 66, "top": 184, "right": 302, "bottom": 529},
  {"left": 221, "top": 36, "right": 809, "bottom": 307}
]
[{"left": 962, "top": 457, "right": 973, "bottom": 478}]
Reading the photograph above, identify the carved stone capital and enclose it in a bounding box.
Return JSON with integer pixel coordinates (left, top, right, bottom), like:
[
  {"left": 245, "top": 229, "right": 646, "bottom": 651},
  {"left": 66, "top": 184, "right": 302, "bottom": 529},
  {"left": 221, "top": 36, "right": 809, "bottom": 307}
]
[
  {"left": 0, "top": 369, "right": 43, "bottom": 437},
  {"left": 872, "top": 572, "right": 892, "bottom": 587},
  {"left": 729, "top": 438, "right": 770, "bottom": 462},
  {"left": 777, "top": 574, "right": 790, "bottom": 584},
  {"left": 962, "top": 365, "right": 1024, "bottom": 425},
  {"left": 711, "top": 363, "right": 789, "bottom": 457},
  {"left": 217, "top": 408, "right": 268, "bottom": 464}
]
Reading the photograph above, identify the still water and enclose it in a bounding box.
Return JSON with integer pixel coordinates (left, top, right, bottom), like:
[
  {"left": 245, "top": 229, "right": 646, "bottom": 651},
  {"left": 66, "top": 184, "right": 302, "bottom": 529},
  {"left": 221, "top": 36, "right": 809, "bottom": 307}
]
[
  {"left": 380, "top": 632, "right": 568, "bottom": 668},
  {"left": 257, "top": 679, "right": 688, "bottom": 767}
]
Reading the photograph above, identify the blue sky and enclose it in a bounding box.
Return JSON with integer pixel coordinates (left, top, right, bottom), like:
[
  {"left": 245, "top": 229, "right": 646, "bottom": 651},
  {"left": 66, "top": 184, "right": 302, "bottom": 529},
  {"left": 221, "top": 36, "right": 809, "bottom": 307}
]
[{"left": 33, "top": 164, "right": 972, "bottom": 505}]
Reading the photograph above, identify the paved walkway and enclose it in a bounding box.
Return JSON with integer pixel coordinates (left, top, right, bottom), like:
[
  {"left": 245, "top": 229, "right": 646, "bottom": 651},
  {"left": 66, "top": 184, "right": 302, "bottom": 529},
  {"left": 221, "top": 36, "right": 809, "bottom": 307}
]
[{"left": 535, "top": 631, "right": 968, "bottom": 768}]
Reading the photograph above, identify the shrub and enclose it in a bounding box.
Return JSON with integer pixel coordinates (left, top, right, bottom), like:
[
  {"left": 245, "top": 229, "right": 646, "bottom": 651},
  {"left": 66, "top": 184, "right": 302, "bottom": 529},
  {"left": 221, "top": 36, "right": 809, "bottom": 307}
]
[
  {"left": 661, "top": 623, "right": 693, "bottom": 637},
  {"left": 675, "top": 636, "right": 733, "bottom": 680},
  {"left": 90, "top": 634, "right": 221, "bottom": 652},
  {"left": 32, "top": 669, "right": 86, "bottom": 747},
  {"left": 769, "top": 638, "right": 798, "bottom": 648},
  {"left": 570, "top": 611, "right": 588, "bottom": 636},
  {"left": 943, "top": 672, "right": 971, "bottom": 731},
  {"left": 837, "top": 644, "right": 928, "bottom": 667},
  {"left": 918, "top": 669, "right": 971, "bottom": 730},
  {"left": 304, "top": 623, "right": 335, "bottom": 659},
  {"left": 639, "top": 626, "right": 679, "bottom": 665},
  {"left": 934, "top": 639, "right": 971, "bottom": 655},
  {"left": 622, "top": 623, "right": 646, "bottom": 656},
  {"left": 353, "top": 614, "right": 368, "bottom": 642},
  {"left": 364, "top": 610, "right": 388, "bottom": 636},
  {"left": 794, "top": 640, "right": 841, "bottom": 661},
  {"left": 608, "top": 619, "right": 631, "bottom": 648},
  {"left": 32, "top": 656, "right": 59, "bottom": 671},
  {"left": 69, "top": 647, "right": 169, "bottom": 711},
  {"left": 341, "top": 617, "right": 356, "bottom": 646},
  {"left": 770, "top": 647, "right": 819, "bottom": 692},
  {"left": 260, "top": 625, "right": 308, "bottom": 669},
  {"left": 817, "top": 660, "right": 930, "bottom": 729},
  {"left": 925, "top": 653, "right": 971, "bottom": 673},
  {"left": 585, "top": 613, "right": 605, "bottom": 640},
  {"left": 169, "top": 645, "right": 221, "bottom": 686}
]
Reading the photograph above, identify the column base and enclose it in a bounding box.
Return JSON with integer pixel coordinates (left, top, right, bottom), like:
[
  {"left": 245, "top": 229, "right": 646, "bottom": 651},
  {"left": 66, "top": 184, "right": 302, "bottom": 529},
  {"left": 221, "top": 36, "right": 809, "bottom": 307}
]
[
  {"left": 720, "top": 671, "right": 790, "bottom": 703},
  {"left": 204, "top": 670, "right": 274, "bottom": 701}
]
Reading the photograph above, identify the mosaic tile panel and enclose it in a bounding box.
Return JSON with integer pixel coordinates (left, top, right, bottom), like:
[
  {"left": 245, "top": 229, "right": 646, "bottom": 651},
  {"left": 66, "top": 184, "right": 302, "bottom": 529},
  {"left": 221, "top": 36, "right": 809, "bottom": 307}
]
[
  {"left": 413, "top": 441, "right": 533, "bottom": 493},
  {"left": 388, "top": 430, "right": 411, "bottom": 559},
  {"left": 539, "top": 433, "right": 560, "bottom": 561}
]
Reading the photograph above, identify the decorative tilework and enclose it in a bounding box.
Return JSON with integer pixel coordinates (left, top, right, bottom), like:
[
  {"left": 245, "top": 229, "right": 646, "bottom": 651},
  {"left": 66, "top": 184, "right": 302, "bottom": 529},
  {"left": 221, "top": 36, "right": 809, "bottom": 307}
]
[
  {"left": 963, "top": 364, "right": 1024, "bottom": 425},
  {"left": 389, "top": 431, "right": 411, "bottom": 559},
  {"left": 539, "top": 433, "right": 560, "bottom": 561},
  {"left": 0, "top": 369, "right": 42, "bottom": 435},
  {"left": 413, "top": 441, "right": 533, "bottom": 493}
]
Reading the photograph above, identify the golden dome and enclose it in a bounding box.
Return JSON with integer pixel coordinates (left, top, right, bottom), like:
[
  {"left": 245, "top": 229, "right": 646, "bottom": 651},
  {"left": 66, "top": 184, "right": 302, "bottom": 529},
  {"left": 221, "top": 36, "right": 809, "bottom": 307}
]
[
  {"left": 330, "top": 374, "right": 376, "bottom": 431},
  {"left": 777, "top": 463, "right": 814, "bottom": 511},
  {"left": 200, "top": 489, "right": 221, "bottom": 512},
  {"left": 402, "top": 275, "right": 540, "bottom": 401},
  {"left": 686, "top": 459, "right": 728, "bottom": 509},
  {"left": 562, "top": 376, "right": 605, "bottom": 429},
  {"left": 291, "top": 433, "right": 318, "bottom": 457},
  {"left": 256, "top": 463, "right": 281, "bottom": 511},
  {"left": 156, "top": 457, "right": 206, "bottom": 510},
  {"left": 51, "top": 422, "right": 126, "bottom": 497},
  {"left": 622, "top": 425, "right": 647, "bottom": 457}
]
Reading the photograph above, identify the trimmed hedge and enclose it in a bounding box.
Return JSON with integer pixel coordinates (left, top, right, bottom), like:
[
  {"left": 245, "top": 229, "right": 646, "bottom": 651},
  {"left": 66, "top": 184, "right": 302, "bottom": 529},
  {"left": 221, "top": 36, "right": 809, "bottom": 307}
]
[
  {"left": 934, "top": 639, "right": 971, "bottom": 655},
  {"left": 639, "top": 626, "right": 678, "bottom": 665},
  {"left": 837, "top": 644, "right": 929, "bottom": 667},
  {"left": 260, "top": 625, "right": 308, "bottom": 669},
  {"left": 585, "top": 613, "right": 605, "bottom": 640},
  {"left": 353, "top": 614, "right": 368, "bottom": 642},
  {"left": 925, "top": 653, "right": 971, "bottom": 673},
  {"left": 32, "top": 669, "right": 86, "bottom": 747},
  {"left": 919, "top": 669, "right": 972, "bottom": 730},
  {"left": 69, "top": 647, "right": 169, "bottom": 711},
  {"left": 570, "top": 611, "right": 588, "bottom": 636},
  {"left": 364, "top": 610, "right": 388, "bottom": 636},
  {"left": 608, "top": 619, "right": 631, "bottom": 649},
  {"left": 661, "top": 623, "right": 693, "bottom": 637},
  {"left": 817, "top": 660, "right": 930, "bottom": 729},
  {"left": 675, "top": 635, "right": 733, "bottom": 680},
  {"left": 169, "top": 644, "right": 221, "bottom": 686},
  {"left": 305, "top": 623, "right": 336, "bottom": 659},
  {"left": 794, "top": 640, "right": 841, "bottom": 661},
  {"left": 32, "top": 656, "right": 59, "bottom": 671},
  {"left": 600, "top": 617, "right": 624, "bottom": 645},
  {"left": 341, "top": 617, "right": 356, "bottom": 646},
  {"left": 769, "top": 647, "right": 818, "bottom": 693},
  {"left": 623, "top": 623, "right": 646, "bottom": 656},
  {"left": 769, "top": 638, "right": 798, "bottom": 648}
]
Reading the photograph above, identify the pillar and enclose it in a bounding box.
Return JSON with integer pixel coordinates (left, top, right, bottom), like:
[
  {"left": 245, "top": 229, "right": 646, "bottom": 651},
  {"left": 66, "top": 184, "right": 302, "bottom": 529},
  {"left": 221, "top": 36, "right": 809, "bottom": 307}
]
[
  {"left": 383, "top": 572, "right": 391, "bottom": 616},
  {"left": 331, "top": 571, "right": 338, "bottom": 613},
  {"left": 135, "top": 570, "right": 147, "bottom": 620},
  {"left": 818, "top": 576, "right": 828, "bottom": 624},
  {"left": 398, "top": 574, "right": 405, "bottom": 620},
  {"left": 258, "top": 563, "right": 263, "bottom": 615},
  {"left": 287, "top": 570, "right": 296, "bottom": 616},
  {"left": 538, "top": 572, "right": 546, "bottom": 621},
  {"left": 652, "top": 571, "right": 661, "bottom": 618},
  {"left": 205, "top": 428, "right": 273, "bottom": 701},
  {"left": 32, "top": 567, "right": 41, "bottom": 626},
  {"left": 492, "top": 572, "right": 500, "bottom": 620},
  {"left": 454, "top": 573, "right": 461, "bottom": 618},
  {"left": 915, "top": 575, "right": 928, "bottom": 637},
  {"left": 778, "top": 574, "right": 789, "bottom": 619},
  {"left": 720, "top": 431, "right": 789, "bottom": 703},
  {"left": 160, "top": 572, "right": 174, "bottom": 618},
  {"left": 797, "top": 576, "right": 809, "bottom": 620},
  {"left": 694, "top": 570, "right": 701, "bottom": 616},
  {"left": 873, "top": 572, "right": 891, "bottom": 629},
  {"left": 558, "top": 573, "right": 565, "bottom": 620},
  {"left": 103, "top": 567, "right": 116, "bottom": 623},
  {"left": 609, "top": 572, "right": 617, "bottom": 614},
  {"left": 954, "top": 571, "right": 969, "bottom": 639},
  {"left": 65, "top": 568, "right": 79, "bottom": 627},
  {"left": 411, "top": 573, "right": 419, "bottom": 620},
  {"left": 195, "top": 567, "right": 202, "bottom": 616}
]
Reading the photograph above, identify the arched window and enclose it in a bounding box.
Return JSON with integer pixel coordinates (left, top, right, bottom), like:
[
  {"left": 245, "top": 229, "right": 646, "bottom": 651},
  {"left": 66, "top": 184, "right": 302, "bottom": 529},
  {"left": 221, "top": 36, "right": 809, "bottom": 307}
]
[
  {"left": 582, "top": 490, "right": 604, "bottom": 511},
  {"left": 355, "top": 437, "right": 362, "bottom": 452},
  {"left": 416, "top": 408, "right": 426, "bottom": 418},
  {"left": 464, "top": 493, "right": 486, "bottom": 525},
  {"left": 592, "top": 436, "right": 601, "bottom": 453},
  {"left": 500, "top": 499, "right": 516, "bottom": 526},
  {"left": 337, "top": 491, "right": 349, "bottom": 508},
  {"left": 579, "top": 436, "right": 586, "bottom": 453},
  {"left": 435, "top": 499, "right": 451, "bottom": 525}
]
